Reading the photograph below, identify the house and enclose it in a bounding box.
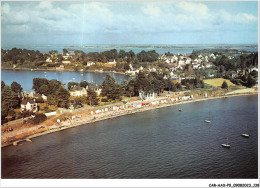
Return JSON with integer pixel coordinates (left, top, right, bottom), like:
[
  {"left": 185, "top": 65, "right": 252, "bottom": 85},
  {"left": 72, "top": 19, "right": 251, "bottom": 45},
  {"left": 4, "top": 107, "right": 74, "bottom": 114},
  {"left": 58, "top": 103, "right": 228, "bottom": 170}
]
[
  {"left": 208, "top": 72, "right": 215, "bottom": 78},
  {"left": 86, "top": 84, "right": 102, "bottom": 96},
  {"left": 42, "top": 94, "right": 47, "bottom": 100},
  {"left": 205, "top": 62, "right": 213, "bottom": 69},
  {"left": 87, "top": 61, "right": 95, "bottom": 67},
  {"left": 231, "top": 72, "right": 238, "bottom": 78},
  {"left": 63, "top": 53, "right": 71, "bottom": 60},
  {"left": 62, "top": 60, "right": 71, "bottom": 64},
  {"left": 46, "top": 57, "right": 52, "bottom": 63},
  {"left": 56, "top": 65, "right": 64, "bottom": 70},
  {"left": 139, "top": 91, "right": 155, "bottom": 101},
  {"left": 69, "top": 86, "right": 87, "bottom": 97},
  {"left": 149, "top": 67, "right": 157, "bottom": 72},
  {"left": 125, "top": 69, "right": 139, "bottom": 76},
  {"left": 108, "top": 59, "right": 116, "bottom": 65},
  {"left": 21, "top": 99, "right": 38, "bottom": 112}
]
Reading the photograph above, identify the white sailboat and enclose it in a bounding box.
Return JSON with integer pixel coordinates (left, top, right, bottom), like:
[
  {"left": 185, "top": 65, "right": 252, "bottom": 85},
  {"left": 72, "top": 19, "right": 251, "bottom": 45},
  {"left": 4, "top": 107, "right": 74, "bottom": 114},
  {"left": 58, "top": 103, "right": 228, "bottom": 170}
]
[
  {"left": 204, "top": 112, "right": 211, "bottom": 123},
  {"left": 241, "top": 124, "right": 249, "bottom": 138},
  {"left": 221, "top": 137, "right": 230, "bottom": 148}
]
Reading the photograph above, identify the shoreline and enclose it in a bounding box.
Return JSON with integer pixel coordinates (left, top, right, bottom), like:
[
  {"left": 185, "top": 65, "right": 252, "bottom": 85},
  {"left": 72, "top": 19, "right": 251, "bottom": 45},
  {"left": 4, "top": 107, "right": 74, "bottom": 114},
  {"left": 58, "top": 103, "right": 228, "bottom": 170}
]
[
  {"left": 1, "top": 92, "right": 257, "bottom": 148},
  {"left": 1, "top": 67, "right": 130, "bottom": 77}
]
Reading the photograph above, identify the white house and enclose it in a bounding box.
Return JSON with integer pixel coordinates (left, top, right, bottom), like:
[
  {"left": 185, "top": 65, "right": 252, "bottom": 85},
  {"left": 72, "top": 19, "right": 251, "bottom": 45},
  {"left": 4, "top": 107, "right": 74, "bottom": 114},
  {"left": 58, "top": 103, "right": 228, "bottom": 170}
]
[
  {"left": 69, "top": 86, "right": 87, "bottom": 97},
  {"left": 46, "top": 57, "right": 52, "bottom": 63},
  {"left": 62, "top": 60, "right": 71, "bottom": 64},
  {"left": 108, "top": 59, "right": 116, "bottom": 65},
  {"left": 87, "top": 62, "right": 95, "bottom": 67},
  {"left": 20, "top": 99, "right": 37, "bottom": 112}
]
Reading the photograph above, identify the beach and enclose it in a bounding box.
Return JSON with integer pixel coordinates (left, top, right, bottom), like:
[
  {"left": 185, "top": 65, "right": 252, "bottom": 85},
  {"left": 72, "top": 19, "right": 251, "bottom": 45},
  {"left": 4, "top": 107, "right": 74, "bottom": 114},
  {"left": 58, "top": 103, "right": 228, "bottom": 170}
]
[{"left": 1, "top": 89, "right": 257, "bottom": 148}]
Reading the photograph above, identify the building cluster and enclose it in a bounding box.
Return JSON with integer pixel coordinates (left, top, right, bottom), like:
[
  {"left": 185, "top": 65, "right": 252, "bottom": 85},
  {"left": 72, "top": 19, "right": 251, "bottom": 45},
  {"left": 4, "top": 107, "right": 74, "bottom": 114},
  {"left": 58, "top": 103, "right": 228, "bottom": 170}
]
[
  {"left": 90, "top": 92, "right": 194, "bottom": 116},
  {"left": 160, "top": 53, "right": 214, "bottom": 71}
]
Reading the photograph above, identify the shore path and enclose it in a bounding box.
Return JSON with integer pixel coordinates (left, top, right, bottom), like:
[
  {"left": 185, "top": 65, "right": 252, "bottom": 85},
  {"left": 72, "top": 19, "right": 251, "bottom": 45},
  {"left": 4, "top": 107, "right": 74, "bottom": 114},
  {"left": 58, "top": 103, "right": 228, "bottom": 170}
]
[{"left": 1, "top": 91, "right": 257, "bottom": 148}]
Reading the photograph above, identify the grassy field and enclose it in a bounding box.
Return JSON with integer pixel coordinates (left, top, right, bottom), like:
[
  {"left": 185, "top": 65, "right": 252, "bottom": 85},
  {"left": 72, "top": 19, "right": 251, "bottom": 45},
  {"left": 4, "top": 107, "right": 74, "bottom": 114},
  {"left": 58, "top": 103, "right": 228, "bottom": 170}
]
[{"left": 204, "top": 78, "right": 235, "bottom": 87}]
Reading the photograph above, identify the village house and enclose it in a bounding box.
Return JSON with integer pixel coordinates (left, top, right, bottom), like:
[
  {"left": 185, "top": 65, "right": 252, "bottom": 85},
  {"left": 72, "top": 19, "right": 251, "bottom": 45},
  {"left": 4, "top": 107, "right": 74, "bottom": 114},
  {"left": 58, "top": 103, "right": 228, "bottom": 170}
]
[
  {"left": 86, "top": 84, "right": 102, "bottom": 96},
  {"left": 56, "top": 65, "right": 64, "bottom": 70},
  {"left": 20, "top": 99, "right": 38, "bottom": 112},
  {"left": 62, "top": 60, "right": 71, "bottom": 64},
  {"left": 63, "top": 53, "right": 71, "bottom": 60},
  {"left": 69, "top": 86, "right": 87, "bottom": 97},
  {"left": 108, "top": 59, "right": 116, "bottom": 65},
  {"left": 87, "top": 61, "right": 95, "bottom": 67},
  {"left": 46, "top": 57, "right": 52, "bottom": 63}
]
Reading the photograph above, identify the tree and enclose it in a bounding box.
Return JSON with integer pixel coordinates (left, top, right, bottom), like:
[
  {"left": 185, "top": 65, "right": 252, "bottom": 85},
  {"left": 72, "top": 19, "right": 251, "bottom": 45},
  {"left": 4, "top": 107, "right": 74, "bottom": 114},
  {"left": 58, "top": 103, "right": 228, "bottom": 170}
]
[
  {"left": 221, "top": 81, "right": 228, "bottom": 89},
  {"left": 101, "top": 75, "right": 122, "bottom": 100},
  {"left": 68, "top": 82, "right": 79, "bottom": 90},
  {"left": 87, "top": 89, "right": 99, "bottom": 106},
  {"left": 125, "top": 80, "right": 135, "bottom": 97},
  {"left": 38, "top": 84, "right": 49, "bottom": 95},
  {"left": 10, "top": 82, "right": 23, "bottom": 93},
  {"left": 63, "top": 49, "right": 69, "bottom": 55},
  {"left": 32, "top": 78, "right": 49, "bottom": 93},
  {"left": 79, "top": 81, "right": 89, "bottom": 88},
  {"left": 33, "top": 113, "right": 47, "bottom": 124},
  {"left": 246, "top": 75, "right": 256, "bottom": 88},
  {"left": 1, "top": 81, "right": 5, "bottom": 90},
  {"left": 56, "top": 87, "right": 70, "bottom": 108}
]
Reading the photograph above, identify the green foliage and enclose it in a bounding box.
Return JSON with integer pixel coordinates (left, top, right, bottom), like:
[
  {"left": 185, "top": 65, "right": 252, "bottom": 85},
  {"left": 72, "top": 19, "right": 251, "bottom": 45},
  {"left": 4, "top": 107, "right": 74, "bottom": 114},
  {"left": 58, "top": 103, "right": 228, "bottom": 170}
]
[
  {"left": 32, "top": 78, "right": 49, "bottom": 93},
  {"left": 246, "top": 75, "right": 257, "bottom": 88},
  {"left": 11, "top": 82, "right": 23, "bottom": 93},
  {"left": 137, "top": 50, "right": 159, "bottom": 62},
  {"left": 68, "top": 82, "right": 79, "bottom": 90},
  {"left": 1, "top": 81, "right": 5, "bottom": 90},
  {"left": 33, "top": 113, "right": 47, "bottom": 124},
  {"left": 87, "top": 89, "right": 99, "bottom": 105},
  {"left": 56, "top": 87, "right": 70, "bottom": 108},
  {"left": 181, "top": 77, "right": 205, "bottom": 89},
  {"left": 221, "top": 81, "right": 228, "bottom": 89},
  {"left": 101, "top": 75, "right": 121, "bottom": 100},
  {"left": 79, "top": 81, "right": 89, "bottom": 88}
]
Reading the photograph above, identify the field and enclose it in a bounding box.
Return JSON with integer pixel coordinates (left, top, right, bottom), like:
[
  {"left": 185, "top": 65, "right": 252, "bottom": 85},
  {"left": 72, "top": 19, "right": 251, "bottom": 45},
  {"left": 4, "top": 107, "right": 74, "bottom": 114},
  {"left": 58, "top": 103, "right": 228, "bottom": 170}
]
[{"left": 203, "top": 78, "right": 235, "bottom": 87}]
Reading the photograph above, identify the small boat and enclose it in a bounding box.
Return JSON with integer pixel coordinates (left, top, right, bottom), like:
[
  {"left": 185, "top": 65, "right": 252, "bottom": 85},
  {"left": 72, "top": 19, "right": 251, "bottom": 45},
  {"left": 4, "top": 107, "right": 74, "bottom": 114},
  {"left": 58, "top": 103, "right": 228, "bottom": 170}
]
[
  {"left": 241, "top": 124, "right": 249, "bottom": 138},
  {"left": 204, "top": 111, "right": 211, "bottom": 123},
  {"left": 178, "top": 108, "right": 182, "bottom": 112},
  {"left": 221, "top": 137, "right": 230, "bottom": 148},
  {"left": 44, "top": 72, "right": 47, "bottom": 73}
]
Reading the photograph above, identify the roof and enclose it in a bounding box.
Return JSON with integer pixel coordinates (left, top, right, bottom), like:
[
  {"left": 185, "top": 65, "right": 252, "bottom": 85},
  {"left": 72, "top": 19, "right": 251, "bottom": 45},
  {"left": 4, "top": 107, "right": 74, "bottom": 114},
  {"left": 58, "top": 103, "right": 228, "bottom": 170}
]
[
  {"left": 21, "top": 99, "right": 36, "bottom": 105},
  {"left": 70, "top": 86, "right": 84, "bottom": 91}
]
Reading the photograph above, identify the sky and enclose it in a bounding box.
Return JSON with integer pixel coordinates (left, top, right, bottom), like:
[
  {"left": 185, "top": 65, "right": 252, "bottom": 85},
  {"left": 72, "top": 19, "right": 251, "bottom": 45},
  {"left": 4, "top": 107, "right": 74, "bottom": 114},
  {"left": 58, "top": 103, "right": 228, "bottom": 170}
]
[{"left": 1, "top": 1, "right": 258, "bottom": 46}]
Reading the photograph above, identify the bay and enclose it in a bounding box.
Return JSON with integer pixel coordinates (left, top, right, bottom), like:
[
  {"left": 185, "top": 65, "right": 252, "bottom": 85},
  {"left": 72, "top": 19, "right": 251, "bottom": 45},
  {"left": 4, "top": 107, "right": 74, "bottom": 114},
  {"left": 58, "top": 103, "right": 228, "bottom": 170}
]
[
  {"left": 1, "top": 95, "right": 258, "bottom": 178},
  {"left": 1, "top": 69, "right": 130, "bottom": 92}
]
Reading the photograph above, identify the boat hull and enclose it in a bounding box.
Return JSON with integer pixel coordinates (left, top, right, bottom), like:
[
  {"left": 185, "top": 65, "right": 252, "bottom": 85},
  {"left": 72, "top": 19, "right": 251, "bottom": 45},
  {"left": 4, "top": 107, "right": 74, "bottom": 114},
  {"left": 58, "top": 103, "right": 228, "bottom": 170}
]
[
  {"left": 241, "top": 134, "right": 249, "bottom": 138},
  {"left": 221, "top": 144, "right": 230, "bottom": 148}
]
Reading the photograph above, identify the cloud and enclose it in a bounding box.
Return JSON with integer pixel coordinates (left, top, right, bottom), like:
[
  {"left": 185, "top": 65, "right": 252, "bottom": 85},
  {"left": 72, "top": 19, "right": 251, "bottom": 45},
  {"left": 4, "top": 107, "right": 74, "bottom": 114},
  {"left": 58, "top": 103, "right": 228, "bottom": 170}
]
[
  {"left": 1, "top": 1, "right": 258, "bottom": 44},
  {"left": 142, "top": 4, "right": 161, "bottom": 17},
  {"left": 1, "top": 3, "right": 10, "bottom": 14}
]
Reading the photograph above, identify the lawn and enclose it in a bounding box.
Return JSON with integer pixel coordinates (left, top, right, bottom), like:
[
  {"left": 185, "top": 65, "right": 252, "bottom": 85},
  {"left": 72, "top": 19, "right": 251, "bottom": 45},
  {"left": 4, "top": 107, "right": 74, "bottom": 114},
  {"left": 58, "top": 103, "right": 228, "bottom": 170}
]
[{"left": 203, "top": 78, "right": 235, "bottom": 87}]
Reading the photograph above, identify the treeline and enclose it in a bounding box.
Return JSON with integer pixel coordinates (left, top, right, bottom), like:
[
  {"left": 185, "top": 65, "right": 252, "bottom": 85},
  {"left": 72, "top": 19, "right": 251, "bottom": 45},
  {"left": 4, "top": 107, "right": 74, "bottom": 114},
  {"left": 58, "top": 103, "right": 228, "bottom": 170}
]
[
  {"left": 32, "top": 78, "right": 70, "bottom": 108},
  {"left": 213, "top": 53, "right": 258, "bottom": 72},
  {"left": 181, "top": 78, "right": 204, "bottom": 90},
  {"left": 2, "top": 48, "right": 160, "bottom": 67},
  {"left": 75, "top": 49, "right": 159, "bottom": 63},
  {"left": 1, "top": 81, "right": 23, "bottom": 123}
]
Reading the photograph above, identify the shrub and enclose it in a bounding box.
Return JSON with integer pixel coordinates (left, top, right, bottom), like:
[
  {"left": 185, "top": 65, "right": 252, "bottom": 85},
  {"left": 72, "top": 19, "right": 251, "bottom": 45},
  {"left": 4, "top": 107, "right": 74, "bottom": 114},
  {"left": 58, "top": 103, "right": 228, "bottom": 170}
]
[
  {"left": 33, "top": 113, "right": 47, "bottom": 124},
  {"left": 221, "top": 81, "right": 228, "bottom": 89},
  {"left": 101, "top": 98, "right": 108, "bottom": 102}
]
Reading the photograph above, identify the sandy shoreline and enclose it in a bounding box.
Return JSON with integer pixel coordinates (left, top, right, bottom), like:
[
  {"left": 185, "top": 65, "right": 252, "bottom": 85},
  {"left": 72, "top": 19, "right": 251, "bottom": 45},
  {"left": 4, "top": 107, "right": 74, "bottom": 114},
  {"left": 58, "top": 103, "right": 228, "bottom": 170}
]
[{"left": 2, "top": 91, "right": 257, "bottom": 148}]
